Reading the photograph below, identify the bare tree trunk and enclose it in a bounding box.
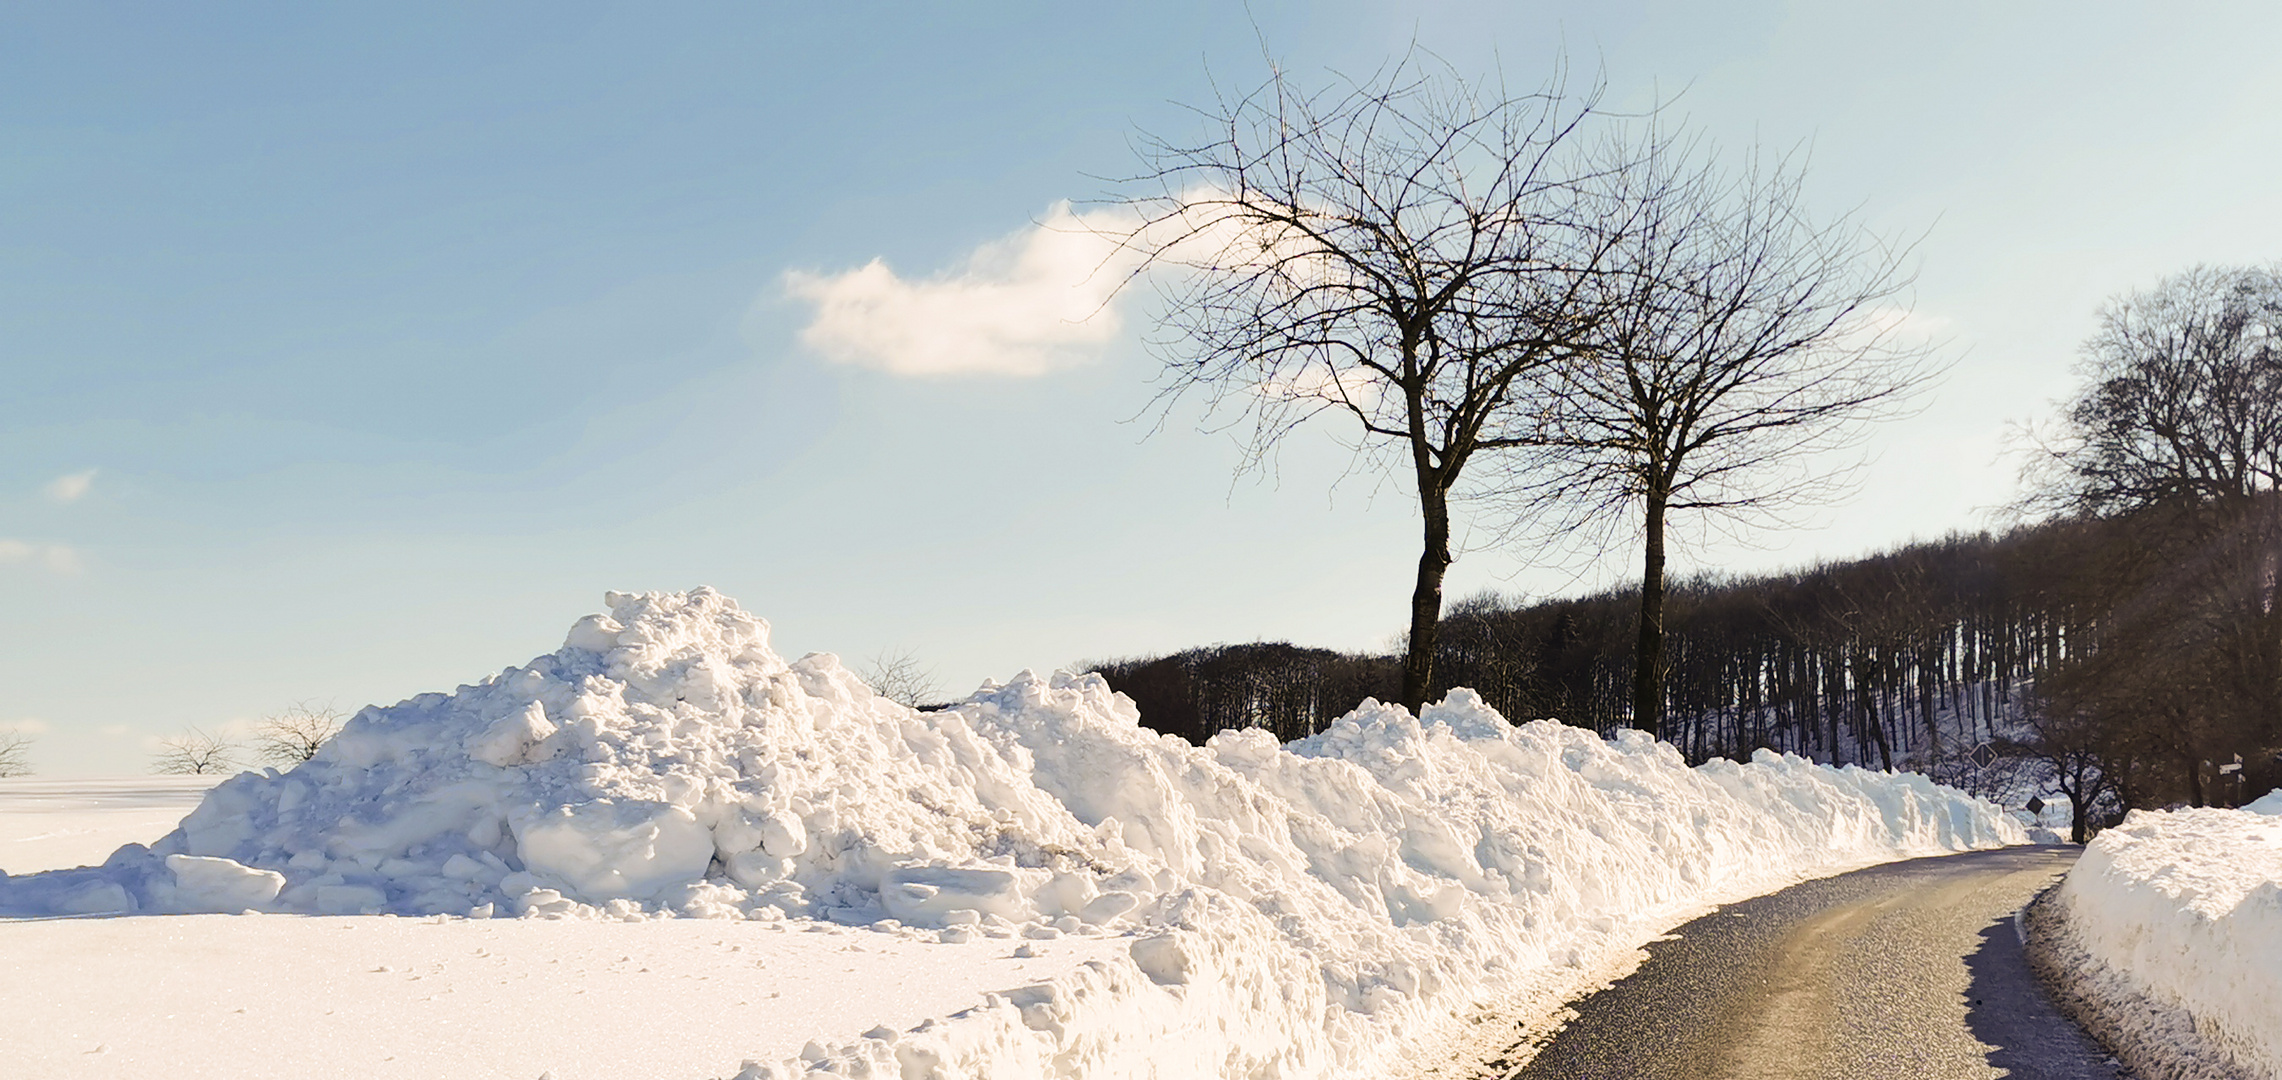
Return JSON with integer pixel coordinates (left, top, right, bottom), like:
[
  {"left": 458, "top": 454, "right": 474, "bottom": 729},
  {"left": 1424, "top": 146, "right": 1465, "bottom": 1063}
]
[
  {"left": 1633, "top": 486, "right": 1670, "bottom": 737},
  {"left": 1859, "top": 686, "right": 1896, "bottom": 771},
  {"left": 1404, "top": 482, "right": 1454, "bottom": 712}
]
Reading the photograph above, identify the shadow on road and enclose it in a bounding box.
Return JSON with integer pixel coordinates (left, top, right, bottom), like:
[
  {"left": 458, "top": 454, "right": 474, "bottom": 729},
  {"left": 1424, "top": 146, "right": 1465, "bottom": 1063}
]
[{"left": 1961, "top": 907, "right": 2130, "bottom": 1079}]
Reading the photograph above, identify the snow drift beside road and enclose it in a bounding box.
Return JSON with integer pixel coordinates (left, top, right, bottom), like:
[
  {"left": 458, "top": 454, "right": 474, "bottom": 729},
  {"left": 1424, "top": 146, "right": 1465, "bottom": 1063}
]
[
  {"left": 0, "top": 589, "right": 2026, "bottom": 1079},
  {"left": 2042, "top": 799, "right": 2282, "bottom": 1080}
]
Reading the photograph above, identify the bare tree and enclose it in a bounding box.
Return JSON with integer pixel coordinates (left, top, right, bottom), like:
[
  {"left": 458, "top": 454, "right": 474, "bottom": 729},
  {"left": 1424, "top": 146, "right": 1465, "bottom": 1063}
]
[
  {"left": 151, "top": 728, "right": 241, "bottom": 775},
  {"left": 1123, "top": 53, "right": 1626, "bottom": 710},
  {"left": 251, "top": 703, "right": 344, "bottom": 766},
  {"left": 2020, "top": 265, "right": 2282, "bottom": 806},
  {"left": 1508, "top": 134, "right": 1928, "bottom": 737},
  {"left": 862, "top": 649, "right": 943, "bottom": 709},
  {"left": 0, "top": 730, "right": 32, "bottom": 777}
]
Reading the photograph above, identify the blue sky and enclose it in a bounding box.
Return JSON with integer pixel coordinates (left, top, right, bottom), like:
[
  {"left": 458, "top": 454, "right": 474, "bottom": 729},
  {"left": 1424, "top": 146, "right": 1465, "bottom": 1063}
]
[{"left": 7, "top": 2, "right": 2281, "bottom": 774}]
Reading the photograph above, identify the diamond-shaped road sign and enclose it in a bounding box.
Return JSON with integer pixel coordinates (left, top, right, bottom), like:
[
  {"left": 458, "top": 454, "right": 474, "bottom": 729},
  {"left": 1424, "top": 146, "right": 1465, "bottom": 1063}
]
[
  {"left": 1969, "top": 742, "right": 1997, "bottom": 770},
  {"left": 2025, "top": 796, "right": 2046, "bottom": 815}
]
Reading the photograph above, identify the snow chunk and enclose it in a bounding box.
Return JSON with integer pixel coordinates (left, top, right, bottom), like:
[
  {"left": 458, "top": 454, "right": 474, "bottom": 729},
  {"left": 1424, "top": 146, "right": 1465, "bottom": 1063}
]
[
  {"left": 164, "top": 855, "right": 284, "bottom": 912},
  {"left": 467, "top": 701, "right": 558, "bottom": 767},
  {"left": 511, "top": 800, "right": 715, "bottom": 902}
]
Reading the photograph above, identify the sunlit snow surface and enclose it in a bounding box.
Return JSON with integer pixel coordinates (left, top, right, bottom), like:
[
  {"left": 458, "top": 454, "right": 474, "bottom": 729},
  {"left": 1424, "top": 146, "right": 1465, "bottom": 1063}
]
[
  {"left": 0, "top": 913, "right": 1120, "bottom": 1080},
  {"left": 2051, "top": 795, "right": 2282, "bottom": 1078},
  {"left": 0, "top": 589, "right": 2027, "bottom": 1079}
]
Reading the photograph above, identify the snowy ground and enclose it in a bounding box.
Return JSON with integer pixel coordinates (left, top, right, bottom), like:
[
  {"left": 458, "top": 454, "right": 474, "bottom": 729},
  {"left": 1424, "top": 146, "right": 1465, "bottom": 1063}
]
[
  {"left": 2033, "top": 792, "right": 2282, "bottom": 1080},
  {"left": 1, "top": 777, "right": 1124, "bottom": 1080},
  {"left": 0, "top": 912, "right": 1119, "bottom": 1080},
  {"left": 0, "top": 589, "right": 2029, "bottom": 1079}
]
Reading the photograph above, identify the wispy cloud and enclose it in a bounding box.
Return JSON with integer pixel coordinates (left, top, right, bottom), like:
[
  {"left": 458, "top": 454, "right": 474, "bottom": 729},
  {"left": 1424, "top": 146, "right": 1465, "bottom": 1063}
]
[
  {"left": 1, "top": 718, "right": 49, "bottom": 735},
  {"left": 0, "top": 539, "right": 82, "bottom": 574},
  {"left": 43, "top": 468, "right": 97, "bottom": 503},
  {"left": 784, "top": 203, "right": 1135, "bottom": 377}
]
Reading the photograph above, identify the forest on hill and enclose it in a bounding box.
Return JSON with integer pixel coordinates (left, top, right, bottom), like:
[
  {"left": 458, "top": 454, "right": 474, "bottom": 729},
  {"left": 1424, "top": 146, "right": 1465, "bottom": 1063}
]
[{"left": 1086, "top": 498, "right": 2281, "bottom": 841}]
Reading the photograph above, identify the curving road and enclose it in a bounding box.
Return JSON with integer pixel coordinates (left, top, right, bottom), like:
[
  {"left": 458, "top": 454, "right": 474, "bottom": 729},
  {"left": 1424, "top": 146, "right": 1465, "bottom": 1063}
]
[{"left": 1488, "top": 846, "right": 2131, "bottom": 1080}]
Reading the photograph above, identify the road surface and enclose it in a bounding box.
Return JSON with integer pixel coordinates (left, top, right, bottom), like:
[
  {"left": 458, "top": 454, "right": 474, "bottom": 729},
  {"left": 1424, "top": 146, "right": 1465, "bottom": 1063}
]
[{"left": 1490, "top": 846, "right": 2129, "bottom": 1080}]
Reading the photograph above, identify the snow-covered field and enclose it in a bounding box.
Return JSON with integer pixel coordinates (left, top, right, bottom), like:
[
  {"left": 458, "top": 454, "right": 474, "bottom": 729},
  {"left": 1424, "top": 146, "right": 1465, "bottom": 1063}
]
[
  {"left": 2036, "top": 792, "right": 2282, "bottom": 1080},
  {"left": 0, "top": 589, "right": 2027, "bottom": 1079},
  {"left": 0, "top": 775, "right": 224, "bottom": 872}
]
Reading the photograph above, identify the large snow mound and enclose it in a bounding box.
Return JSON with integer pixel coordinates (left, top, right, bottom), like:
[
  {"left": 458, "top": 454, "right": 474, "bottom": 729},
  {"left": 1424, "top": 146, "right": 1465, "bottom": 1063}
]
[
  {"left": 0, "top": 589, "right": 2028, "bottom": 1078},
  {"left": 2047, "top": 804, "right": 2282, "bottom": 1079}
]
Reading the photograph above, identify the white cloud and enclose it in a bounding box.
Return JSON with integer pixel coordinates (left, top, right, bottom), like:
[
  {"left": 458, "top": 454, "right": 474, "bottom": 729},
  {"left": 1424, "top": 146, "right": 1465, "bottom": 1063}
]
[
  {"left": 784, "top": 203, "right": 1136, "bottom": 377},
  {"left": 781, "top": 192, "right": 1347, "bottom": 378},
  {"left": 0, "top": 539, "right": 82, "bottom": 574},
  {"left": 1, "top": 718, "right": 49, "bottom": 735},
  {"left": 43, "top": 468, "right": 97, "bottom": 503}
]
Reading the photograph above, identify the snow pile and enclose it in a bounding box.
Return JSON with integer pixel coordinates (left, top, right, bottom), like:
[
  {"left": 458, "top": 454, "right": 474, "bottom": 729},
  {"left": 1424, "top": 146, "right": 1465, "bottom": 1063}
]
[
  {"left": 2035, "top": 800, "right": 2282, "bottom": 1080},
  {"left": 0, "top": 589, "right": 2026, "bottom": 1079}
]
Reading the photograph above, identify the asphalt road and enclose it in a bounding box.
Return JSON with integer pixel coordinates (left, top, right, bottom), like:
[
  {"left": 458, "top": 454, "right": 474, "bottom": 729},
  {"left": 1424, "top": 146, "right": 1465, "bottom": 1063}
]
[{"left": 1490, "top": 846, "right": 2131, "bottom": 1080}]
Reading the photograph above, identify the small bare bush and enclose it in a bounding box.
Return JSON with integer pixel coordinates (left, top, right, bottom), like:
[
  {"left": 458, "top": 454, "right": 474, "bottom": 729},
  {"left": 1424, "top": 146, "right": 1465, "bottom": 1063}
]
[
  {"left": 152, "top": 728, "right": 241, "bottom": 775},
  {"left": 252, "top": 704, "right": 345, "bottom": 765},
  {"left": 0, "top": 730, "right": 32, "bottom": 777},
  {"left": 862, "top": 649, "right": 943, "bottom": 709}
]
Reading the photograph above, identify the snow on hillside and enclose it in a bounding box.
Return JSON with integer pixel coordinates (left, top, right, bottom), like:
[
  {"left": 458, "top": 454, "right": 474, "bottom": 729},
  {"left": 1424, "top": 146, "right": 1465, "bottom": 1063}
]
[
  {"left": 0, "top": 589, "right": 2026, "bottom": 1079},
  {"left": 2037, "top": 797, "right": 2282, "bottom": 1080}
]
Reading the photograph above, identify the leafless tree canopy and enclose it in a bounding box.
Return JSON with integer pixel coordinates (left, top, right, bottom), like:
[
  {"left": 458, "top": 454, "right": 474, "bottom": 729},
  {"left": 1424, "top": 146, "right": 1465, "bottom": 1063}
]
[
  {"left": 252, "top": 704, "right": 345, "bottom": 766},
  {"left": 862, "top": 649, "right": 943, "bottom": 709},
  {"left": 1122, "top": 52, "right": 1625, "bottom": 710},
  {"left": 1506, "top": 132, "right": 1930, "bottom": 736},
  {"left": 2023, "top": 264, "right": 2282, "bottom": 517},
  {"left": 0, "top": 730, "right": 32, "bottom": 778},
  {"left": 151, "top": 728, "right": 240, "bottom": 775}
]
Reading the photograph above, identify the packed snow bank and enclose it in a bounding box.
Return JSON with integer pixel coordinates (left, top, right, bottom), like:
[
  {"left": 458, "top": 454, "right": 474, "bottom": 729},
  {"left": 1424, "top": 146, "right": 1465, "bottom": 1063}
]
[
  {"left": 2033, "top": 802, "right": 2282, "bottom": 1080},
  {"left": 0, "top": 589, "right": 2025, "bottom": 1079}
]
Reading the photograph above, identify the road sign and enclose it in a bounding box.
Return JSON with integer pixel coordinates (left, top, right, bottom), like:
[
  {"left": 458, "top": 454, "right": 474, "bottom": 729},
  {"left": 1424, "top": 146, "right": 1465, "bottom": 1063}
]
[
  {"left": 2025, "top": 796, "right": 2045, "bottom": 815},
  {"left": 1969, "top": 742, "right": 1997, "bottom": 770}
]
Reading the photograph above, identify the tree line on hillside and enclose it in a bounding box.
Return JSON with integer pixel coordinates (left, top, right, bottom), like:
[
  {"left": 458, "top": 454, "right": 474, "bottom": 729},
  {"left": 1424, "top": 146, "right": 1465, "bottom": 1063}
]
[
  {"left": 1084, "top": 523, "right": 2077, "bottom": 761},
  {"left": 1083, "top": 506, "right": 2278, "bottom": 840}
]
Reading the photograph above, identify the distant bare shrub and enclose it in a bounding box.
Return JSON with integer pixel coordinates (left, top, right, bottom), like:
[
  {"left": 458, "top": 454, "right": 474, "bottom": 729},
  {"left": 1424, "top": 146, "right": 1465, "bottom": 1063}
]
[
  {"left": 0, "top": 730, "right": 31, "bottom": 777},
  {"left": 252, "top": 704, "right": 345, "bottom": 765},
  {"left": 152, "top": 728, "right": 241, "bottom": 775},
  {"left": 862, "top": 649, "right": 942, "bottom": 709}
]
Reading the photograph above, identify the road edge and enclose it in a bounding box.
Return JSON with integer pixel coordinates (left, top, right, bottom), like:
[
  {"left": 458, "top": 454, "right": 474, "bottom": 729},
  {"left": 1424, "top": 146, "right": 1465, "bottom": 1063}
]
[{"left": 2020, "top": 886, "right": 2262, "bottom": 1080}]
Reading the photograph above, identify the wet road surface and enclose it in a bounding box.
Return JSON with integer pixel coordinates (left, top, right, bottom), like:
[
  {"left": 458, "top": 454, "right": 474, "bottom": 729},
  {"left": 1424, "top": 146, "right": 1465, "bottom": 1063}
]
[{"left": 1492, "top": 846, "right": 2130, "bottom": 1080}]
